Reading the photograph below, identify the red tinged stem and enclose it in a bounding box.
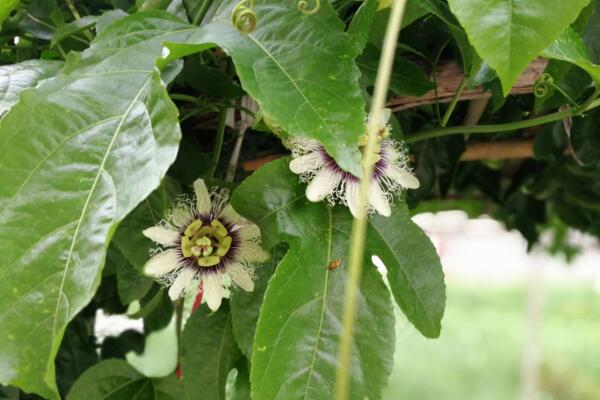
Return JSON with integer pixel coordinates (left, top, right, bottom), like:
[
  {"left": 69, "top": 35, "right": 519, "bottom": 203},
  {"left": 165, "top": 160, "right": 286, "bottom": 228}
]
[{"left": 192, "top": 281, "right": 204, "bottom": 313}]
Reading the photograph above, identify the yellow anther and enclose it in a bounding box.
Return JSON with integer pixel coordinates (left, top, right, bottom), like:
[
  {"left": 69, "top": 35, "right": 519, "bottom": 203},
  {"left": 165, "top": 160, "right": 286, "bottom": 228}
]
[
  {"left": 216, "top": 236, "right": 232, "bottom": 257},
  {"left": 181, "top": 236, "right": 193, "bottom": 257},
  {"left": 211, "top": 220, "right": 228, "bottom": 239},
  {"left": 184, "top": 219, "right": 202, "bottom": 237},
  {"left": 198, "top": 256, "right": 221, "bottom": 267}
]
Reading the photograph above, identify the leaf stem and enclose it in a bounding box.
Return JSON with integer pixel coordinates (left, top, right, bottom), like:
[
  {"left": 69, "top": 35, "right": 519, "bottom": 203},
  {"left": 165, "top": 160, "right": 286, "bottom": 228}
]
[
  {"left": 64, "top": 0, "right": 94, "bottom": 41},
  {"left": 405, "top": 98, "right": 600, "bottom": 143},
  {"left": 207, "top": 107, "right": 228, "bottom": 180},
  {"left": 575, "top": 87, "right": 600, "bottom": 115},
  {"left": 176, "top": 298, "right": 184, "bottom": 371},
  {"left": 335, "top": 1, "right": 407, "bottom": 399},
  {"left": 441, "top": 76, "right": 467, "bottom": 127}
]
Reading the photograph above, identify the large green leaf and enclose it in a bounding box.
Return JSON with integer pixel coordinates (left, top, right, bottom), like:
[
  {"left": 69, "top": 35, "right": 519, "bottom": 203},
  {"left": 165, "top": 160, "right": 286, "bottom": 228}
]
[
  {"left": 543, "top": 27, "right": 600, "bottom": 85},
  {"left": 162, "top": 0, "right": 366, "bottom": 176},
  {"left": 0, "top": 0, "right": 19, "bottom": 27},
  {"left": 182, "top": 304, "right": 241, "bottom": 400},
  {"left": 67, "top": 360, "right": 183, "bottom": 400},
  {"left": 0, "top": 12, "right": 195, "bottom": 398},
  {"left": 231, "top": 159, "right": 395, "bottom": 400},
  {"left": 447, "top": 0, "right": 591, "bottom": 95},
  {"left": 229, "top": 245, "right": 285, "bottom": 358},
  {"left": 368, "top": 203, "right": 446, "bottom": 338},
  {"left": 0, "top": 60, "right": 63, "bottom": 116}
]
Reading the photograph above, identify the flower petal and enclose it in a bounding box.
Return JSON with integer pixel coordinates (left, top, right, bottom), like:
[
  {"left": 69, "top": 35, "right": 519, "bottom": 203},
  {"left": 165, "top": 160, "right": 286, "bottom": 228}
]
[
  {"left": 143, "top": 226, "right": 179, "bottom": 246},
  {"left": 238, "top": 241, "right": 269, "bottom": 263},
  {"left": 203, "top": 274, "right": 223, "bottom": 311},
  {"left": 306, "top": 168, "right": 341, "bottom": 202},
  {"left": 386, "top": 165, "right": 420, "bottom": 189},
  {"left": 143, "top": 249, "right": 180, "bottom": 277},
  {"left": 218, "top": 204, "right": 243, "bottom": 225},
  {"left": 171, "top": 206, "right": 194, "bottom": 228},
  {"left": 193, "top": 178, "right": 211, "bottom": 215},
  {"left": 345, "top": 182, "right": 360, "bottom": 218},
  {"left": 228, "top": 264, "right": 254, "bottom": 292},
  {"left": 238, "top": 223, "right": 261, "bottom": 241},
  {"left": 168, "top": 267, "right": 196, "bottom": 300},
  {"left": 368, "top": 182, "right": 391, "bottom": 217},
  {"left": 289, "top": 152, "right": 323, "bottom": 175}
]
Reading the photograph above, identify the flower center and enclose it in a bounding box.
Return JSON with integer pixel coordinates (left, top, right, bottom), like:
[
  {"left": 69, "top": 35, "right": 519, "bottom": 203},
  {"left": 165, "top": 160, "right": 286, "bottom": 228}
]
[{"left": 180, "top": 219, "right": 232, "bottom": 268}]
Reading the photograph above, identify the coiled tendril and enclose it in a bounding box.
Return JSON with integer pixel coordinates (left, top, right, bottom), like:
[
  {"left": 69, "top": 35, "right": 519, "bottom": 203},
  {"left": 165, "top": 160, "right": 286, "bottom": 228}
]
[
  {"left": 534, "top": 73, "right": 554, "bottom": 98},
  {"left": 232, "top": 0, "right": 257, "bottom": 34},
  {"left": 298, "top": 0, "right": 320, "bottom": 15}
]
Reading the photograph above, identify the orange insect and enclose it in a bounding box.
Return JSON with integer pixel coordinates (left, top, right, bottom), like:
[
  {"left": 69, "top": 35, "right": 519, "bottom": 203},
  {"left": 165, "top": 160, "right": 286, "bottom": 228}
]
[{"left": 328, "top": 259, "right": 342, "bottom": 270}]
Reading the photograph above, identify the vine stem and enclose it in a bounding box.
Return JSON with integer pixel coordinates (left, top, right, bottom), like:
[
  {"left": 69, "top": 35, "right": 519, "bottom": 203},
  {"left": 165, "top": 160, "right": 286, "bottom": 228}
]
[
  {"left": 405, "top": 98, "right": 600, "bottom": 143},
  {"left": 441, "top": 77, "right": 467, "bottom": 127},
  {"left": 335, "top": 1, "right": 407, "bottom": 399},
  {"left": 207, "top": 61, "right": 234, "bottom": 180}
]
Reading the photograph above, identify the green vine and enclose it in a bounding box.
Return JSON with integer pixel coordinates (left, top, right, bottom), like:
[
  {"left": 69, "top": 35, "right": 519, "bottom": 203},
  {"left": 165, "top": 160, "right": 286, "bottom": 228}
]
[
  {"left": 298, "top": 0, "right": 321, "bottom": 15},
  {"left": 231, "top": 0, "right": 257, "bottom": 34}
]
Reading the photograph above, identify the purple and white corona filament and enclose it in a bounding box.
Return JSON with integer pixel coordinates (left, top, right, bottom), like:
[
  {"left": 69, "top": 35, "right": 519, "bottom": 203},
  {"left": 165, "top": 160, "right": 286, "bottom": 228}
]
[
  {"left": 142, "top": 179, "right": 267, "bottom": 311},
  {"left": 289, "top": 109, "right": 419, "bottom": 218}
]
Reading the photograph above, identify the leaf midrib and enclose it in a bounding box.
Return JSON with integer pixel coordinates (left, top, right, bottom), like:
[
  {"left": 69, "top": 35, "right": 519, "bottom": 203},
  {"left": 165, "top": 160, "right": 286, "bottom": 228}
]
[{"left": 50, "top": 76, "right": 153, "bottom": 345}]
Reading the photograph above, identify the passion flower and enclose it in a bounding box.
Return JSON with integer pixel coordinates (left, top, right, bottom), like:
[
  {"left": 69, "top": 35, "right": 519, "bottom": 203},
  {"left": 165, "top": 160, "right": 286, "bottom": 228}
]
[
  {"left": 289, "top": 109, "right": 419, "bottom": 218},
  {"left": 142, "top": 179, "right": 267, "bottom": 311}
]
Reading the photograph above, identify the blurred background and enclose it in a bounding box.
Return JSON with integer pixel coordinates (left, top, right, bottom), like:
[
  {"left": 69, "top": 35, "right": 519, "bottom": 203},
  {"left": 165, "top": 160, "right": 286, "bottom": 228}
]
[
  {"left": 382, "top": 211, "right": 600, "bottom": 400},
  {"left": 95, "top": 210, "right": 600, "bottom": 400}
]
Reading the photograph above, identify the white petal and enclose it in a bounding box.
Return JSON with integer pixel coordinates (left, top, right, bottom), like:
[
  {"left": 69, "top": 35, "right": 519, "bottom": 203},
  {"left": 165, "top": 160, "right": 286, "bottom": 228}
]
[
  {"left": 306, "top": 168, "right": 341, "bottom": 202},
  {"left": 218, "top": 204, "right": 243, "bottom": 225},
  {"left": 345, "top": 182, "right": 360, "bottom": 218},
  {"left": 171, "top": 206, "right": 194, "bottom": 228},
  {"left": 228, "top": 264, "right": 254, "bottom": 292},
  {"left": 238, "top": 224, "right": 261, "bottom": 241},
  {"left": 238, "top": 241, "right": 269, "bottom": 263},
  {"left": 386, "top": 165, "right": 420, "bottom": 189},
  {"left": 168, "top": 267, "right": 196, "bottom": 300},
  {"left": 379, "top": 108, "right": 391, "bottom": 126},
  {"left": 289, "top": 152, "right": 323, "bottom": 175},
  {"left": 143, "top": 227, "right": 179, "bottom": 246},
  {"left": 368, "top": 183, "right": 391, "bottom": 217},
  {"left": 193, "top": 179, "right": 211, "bottom": 215},
  {"left": 203, "top": 274, "right": 223, "bottom": 311},
  {"left": 143, "top": 249, "right": 180, "bottom": 277}
]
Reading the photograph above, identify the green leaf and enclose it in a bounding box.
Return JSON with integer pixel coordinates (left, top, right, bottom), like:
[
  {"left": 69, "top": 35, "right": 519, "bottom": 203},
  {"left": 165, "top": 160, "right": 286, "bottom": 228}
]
[
  {"left": 231, "top": 159, "right": 395, "bottom": 400},
  {"left": 447, "top": 0, "right": 591, "bottom": 95},
  {"left": 347, "top": 0, "right": 378, "bottom": 57},
  {"left": 0, "top": 12, "right": 195, "bottom": 398},
  {"left": 230, "top": 245, "right": 285, "bottom": 358},
  {"left": 413, "top": 0, "right": 475, "bottom": 70},
  {"left": 0, "top": 60, "right": 63, "bottom": 115},
  {"left": 112, "top": 177, "right": 181, "bottom": 271},
  {"left": 162, "top": 0, "right": 366, "bottom": 176},
  {"left": 67, "top": 359, "right": 183, "bottom": 400},
  {"left": 182, "top": 304, "right": 241, "bottom": 400},
  {"left": 106, "top": 246, "right": 153, "bottom": 305},
  {"left": 358, "top": 44, "right": 435, "bottom": 97},
  {"left": 367, "top": 203, "right": 446, "bottom": 338},
  {"left": 51, "top": 16, "right": 97, "bottom": 47},
  {"left": 55, "top": 314, "right": 99, "bottom": 397},
  {"left": 543, "top": 27, "right": 600, "bottom": 85},
  {"left": 0, "top": 0, "right": 19, "bottom": 27}
]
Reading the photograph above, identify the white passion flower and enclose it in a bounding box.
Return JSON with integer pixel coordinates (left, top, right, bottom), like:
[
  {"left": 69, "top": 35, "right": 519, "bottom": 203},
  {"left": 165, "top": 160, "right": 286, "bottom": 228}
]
[
  {"left": 142, "top": 179, "right": 268, "bottom": 311},
  {"left": 289, "top": 109, "right": 420, "bottom": 218}
]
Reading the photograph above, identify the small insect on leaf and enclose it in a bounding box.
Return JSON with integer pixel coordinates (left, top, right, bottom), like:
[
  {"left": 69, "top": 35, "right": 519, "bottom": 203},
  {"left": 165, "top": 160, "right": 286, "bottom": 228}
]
[{"left": 328, "top": 259, "right": 342, "bottom": 270}]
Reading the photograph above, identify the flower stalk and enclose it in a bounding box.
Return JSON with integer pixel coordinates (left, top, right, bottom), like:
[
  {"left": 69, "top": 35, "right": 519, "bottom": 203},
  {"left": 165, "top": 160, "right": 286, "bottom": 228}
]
[{"left": 335, "top": 0, "right": 408, "bottom": 399}]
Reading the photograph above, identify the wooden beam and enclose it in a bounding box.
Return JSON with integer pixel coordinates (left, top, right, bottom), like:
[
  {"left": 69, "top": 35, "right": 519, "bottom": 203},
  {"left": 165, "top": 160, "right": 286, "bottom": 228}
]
[{"left": 386, "top": 58, "right": 547, "bottom": 111}]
